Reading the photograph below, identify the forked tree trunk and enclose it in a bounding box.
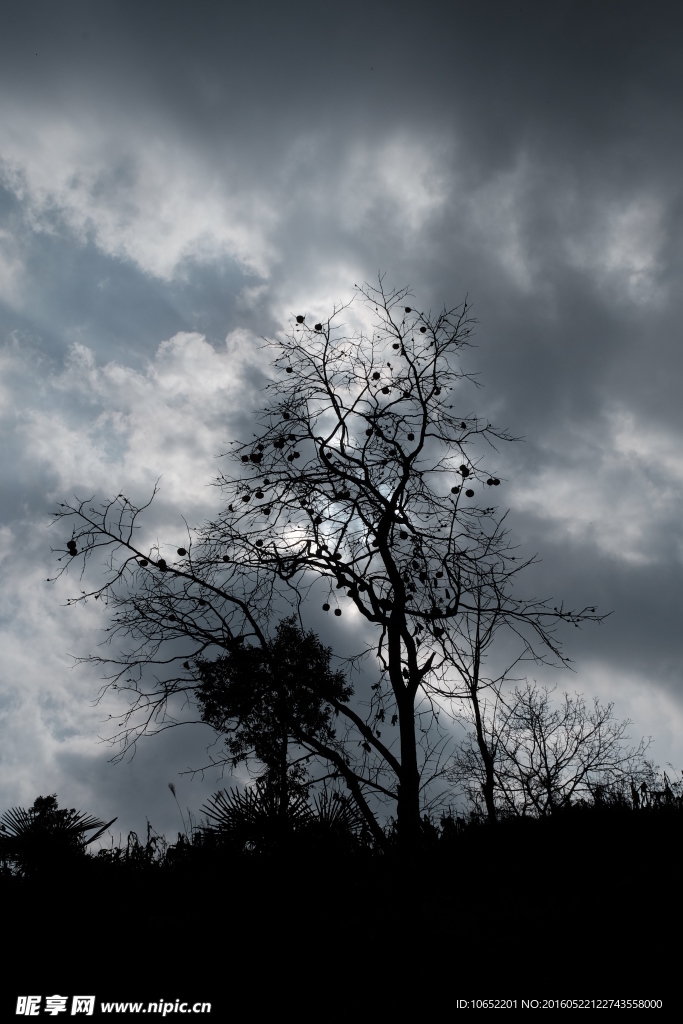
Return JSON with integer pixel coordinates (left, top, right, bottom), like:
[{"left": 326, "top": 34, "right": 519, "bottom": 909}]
[{"left": 470, "top": 685, "right": 497, "bottom": 822}]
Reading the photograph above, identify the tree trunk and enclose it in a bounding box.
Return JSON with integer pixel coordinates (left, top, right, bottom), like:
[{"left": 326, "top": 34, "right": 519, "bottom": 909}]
[
  {"left": 396, "top": 693, "right": 422, "bottom": 851},
  {"left": 278, "top": 727, "right": 288, "bottom": 828},
  {"left": 470, "top": 685, "right": 497, "bottom": 823}
]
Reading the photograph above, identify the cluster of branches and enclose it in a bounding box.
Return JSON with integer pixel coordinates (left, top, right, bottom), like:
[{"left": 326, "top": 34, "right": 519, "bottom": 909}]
[
  {"left": 448, "top": 683, "right": 655, "bottom": 818},
  {"left": 50, "top": 277, "right": 608, "bottom": 851}
]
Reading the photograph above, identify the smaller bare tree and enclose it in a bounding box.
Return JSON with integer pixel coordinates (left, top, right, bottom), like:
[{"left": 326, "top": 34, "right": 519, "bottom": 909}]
[{"left": 448, "top": 683, "right": 654, "bottom": 818}]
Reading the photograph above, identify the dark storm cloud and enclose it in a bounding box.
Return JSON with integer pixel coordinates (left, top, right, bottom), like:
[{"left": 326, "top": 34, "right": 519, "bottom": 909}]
[
  {"left": 4, "top": 1, "right": 682, "bottom": 220},
  {"left": 1, "top": 0, "right": 682, "bottom": 834}
]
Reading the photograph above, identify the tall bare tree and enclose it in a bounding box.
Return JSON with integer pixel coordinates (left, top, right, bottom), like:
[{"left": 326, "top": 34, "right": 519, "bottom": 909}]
[{"left": 52, "top": 277, "right": 605, "bottom": 851}]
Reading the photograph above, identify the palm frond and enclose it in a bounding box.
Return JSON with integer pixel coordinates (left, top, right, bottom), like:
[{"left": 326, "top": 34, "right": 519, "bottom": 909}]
[
  {"left": 201, "top": 782, "right": 313, "bottom": 832},
  {"left": 0, "top": 805, "right": 115, "bottom": 841},
  {"left": 311, "top": 790, "right": 366, "bottom": 835}
]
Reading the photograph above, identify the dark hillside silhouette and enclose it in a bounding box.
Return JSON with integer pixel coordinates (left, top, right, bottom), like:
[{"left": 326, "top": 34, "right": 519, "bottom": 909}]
[{"left": 1, "top": 784, "right": 680, "bottom": 1008}]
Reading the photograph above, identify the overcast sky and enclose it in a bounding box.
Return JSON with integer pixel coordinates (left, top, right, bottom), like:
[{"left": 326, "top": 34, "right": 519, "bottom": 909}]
[{"left": 1, "top": 0, "right": 682, "bottom": 841}]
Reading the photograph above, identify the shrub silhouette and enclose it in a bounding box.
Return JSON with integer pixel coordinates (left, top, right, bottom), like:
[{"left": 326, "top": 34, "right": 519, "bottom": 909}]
[
  {"left": 199, "top": 779, "right": 369, "bottom": 855},
  {"left": 0, "top": 794, "right": 116, "bottom": 876},
  {"left": 200, "top": 781, "right": 312, "bottom": 853}
]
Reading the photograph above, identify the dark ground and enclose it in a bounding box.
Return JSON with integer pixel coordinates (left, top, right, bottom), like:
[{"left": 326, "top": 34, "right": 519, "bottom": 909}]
[{"left": 2, "top": 808, "right": 677, "bottom": 1015}]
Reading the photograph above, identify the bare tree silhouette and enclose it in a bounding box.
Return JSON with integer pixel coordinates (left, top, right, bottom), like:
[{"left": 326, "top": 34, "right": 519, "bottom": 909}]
[
  {"left": 51, "top": 276, "right": 607, "bottom": 851},
  {"left": 448, "top": 683, "right": 654, "bottom": 818}
]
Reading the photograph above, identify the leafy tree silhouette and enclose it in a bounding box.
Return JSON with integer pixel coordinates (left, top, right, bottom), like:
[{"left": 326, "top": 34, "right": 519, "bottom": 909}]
[
  {"left": 0, "top": 794, "right": 115, "bottom": 876},
  {"left": 51, "top": 276, "right": 606, "bottom": 852},
  {"left": 195, "top": 616, "right": 352, "bottom": 818}
]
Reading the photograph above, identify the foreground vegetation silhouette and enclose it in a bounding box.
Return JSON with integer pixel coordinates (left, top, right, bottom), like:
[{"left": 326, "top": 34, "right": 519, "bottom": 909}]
[
  {"left": 0, "top": 795, "right": 115, "bottom": 877},
  {"left": 3, "top": 778, "right": 682, "bottom": 922},
  {"left": 2, "top": 770, "right": 681, "bottom": 999},
  {"left": 4, "top": 772, "right": 682, "bottom": 876}
]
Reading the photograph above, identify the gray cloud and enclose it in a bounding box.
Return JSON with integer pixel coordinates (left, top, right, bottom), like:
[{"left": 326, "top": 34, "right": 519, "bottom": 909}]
[{"left": 1, "top": 0, "right": 682, "bottom": 836}]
